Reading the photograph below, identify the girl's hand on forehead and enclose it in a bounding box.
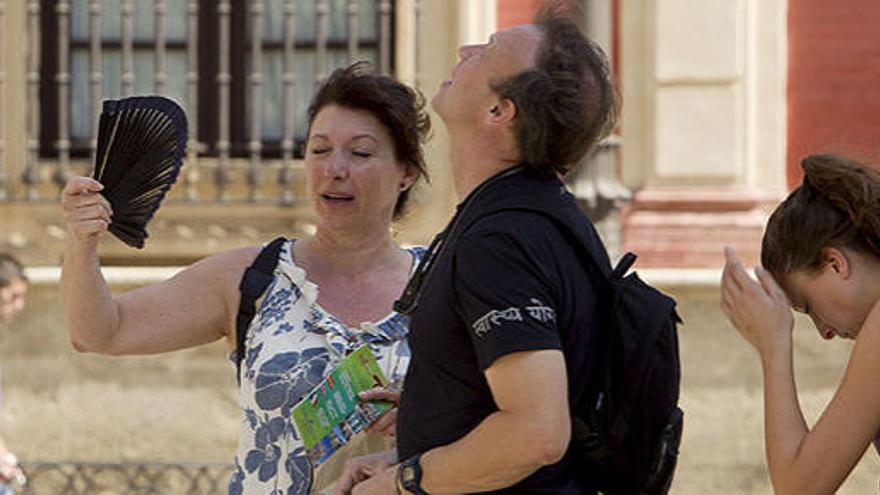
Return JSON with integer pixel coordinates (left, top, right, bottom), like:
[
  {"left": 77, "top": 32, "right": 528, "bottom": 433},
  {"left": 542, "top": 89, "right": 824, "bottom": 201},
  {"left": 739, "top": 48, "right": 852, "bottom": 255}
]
[{"left": 721, "top": 246, "right": 794, "bottom": 357}]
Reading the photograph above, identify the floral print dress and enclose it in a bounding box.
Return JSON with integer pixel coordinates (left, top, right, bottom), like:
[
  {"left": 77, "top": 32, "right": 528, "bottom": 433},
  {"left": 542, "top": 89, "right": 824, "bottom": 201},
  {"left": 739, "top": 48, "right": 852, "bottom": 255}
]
[{"left": 228, "top": 240, "right": 424, "bottom": 495}]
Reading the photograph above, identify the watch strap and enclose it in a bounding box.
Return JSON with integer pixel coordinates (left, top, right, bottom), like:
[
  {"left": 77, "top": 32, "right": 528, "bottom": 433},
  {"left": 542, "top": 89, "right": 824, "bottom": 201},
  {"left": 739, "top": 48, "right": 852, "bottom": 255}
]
[{"left": 397, "top": 453, "right": 427, "bottom": 495}]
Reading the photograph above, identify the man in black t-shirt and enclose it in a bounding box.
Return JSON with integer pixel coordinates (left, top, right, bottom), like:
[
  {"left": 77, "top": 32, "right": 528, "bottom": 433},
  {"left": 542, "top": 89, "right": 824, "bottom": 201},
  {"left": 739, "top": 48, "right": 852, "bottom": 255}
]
[
  {"left": 337, "top": 5, "right": 618, "bottom": 495},
  {"left": 393, "top": 169, "right": 612, "bottom": 494}
]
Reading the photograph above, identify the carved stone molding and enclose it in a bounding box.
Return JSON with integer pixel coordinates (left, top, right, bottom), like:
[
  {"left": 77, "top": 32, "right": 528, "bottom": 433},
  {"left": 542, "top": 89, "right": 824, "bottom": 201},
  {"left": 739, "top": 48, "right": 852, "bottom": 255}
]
[{"left": 621, "top": 188, "right": 783, "bottom": 268}]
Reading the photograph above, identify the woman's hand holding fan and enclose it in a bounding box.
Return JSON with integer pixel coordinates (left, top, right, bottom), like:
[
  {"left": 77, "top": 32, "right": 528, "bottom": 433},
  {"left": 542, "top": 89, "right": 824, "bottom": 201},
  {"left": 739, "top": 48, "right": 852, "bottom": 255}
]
[
  {"left": 60, "top": 177, "right": 114, "bottom": 251},
  {"left": 91, "top": 96, "right": 188, "bottom": 248}
]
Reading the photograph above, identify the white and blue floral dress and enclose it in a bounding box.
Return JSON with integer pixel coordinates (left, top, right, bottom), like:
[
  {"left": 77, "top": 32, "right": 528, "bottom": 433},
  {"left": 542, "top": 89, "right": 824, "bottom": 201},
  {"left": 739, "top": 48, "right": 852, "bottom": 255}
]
[{"left": 228, "top": 240, "right": 424, "bottom": 495}]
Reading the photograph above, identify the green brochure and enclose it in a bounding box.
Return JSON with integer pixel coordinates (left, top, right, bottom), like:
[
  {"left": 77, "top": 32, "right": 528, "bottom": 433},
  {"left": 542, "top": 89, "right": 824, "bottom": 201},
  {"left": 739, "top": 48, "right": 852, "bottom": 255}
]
[{"left": 291, "top": 345, "right": 392, "bottom": 466}]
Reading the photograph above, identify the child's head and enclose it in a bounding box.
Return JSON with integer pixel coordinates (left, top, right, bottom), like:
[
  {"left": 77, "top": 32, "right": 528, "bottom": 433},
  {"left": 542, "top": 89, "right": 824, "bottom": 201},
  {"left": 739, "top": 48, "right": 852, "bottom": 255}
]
[
  {"left": 0, "top": 253, "right": 27, "bottom": 324},
  {"left": 762, "top": 155, "right": 880, "bottom": 340}
]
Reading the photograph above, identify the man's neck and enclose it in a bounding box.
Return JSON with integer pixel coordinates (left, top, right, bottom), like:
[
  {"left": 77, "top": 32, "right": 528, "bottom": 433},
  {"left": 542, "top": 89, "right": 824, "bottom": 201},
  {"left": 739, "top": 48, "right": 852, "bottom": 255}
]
[{"left": 449, "top": 128, "right": 519, "bottom": 201}]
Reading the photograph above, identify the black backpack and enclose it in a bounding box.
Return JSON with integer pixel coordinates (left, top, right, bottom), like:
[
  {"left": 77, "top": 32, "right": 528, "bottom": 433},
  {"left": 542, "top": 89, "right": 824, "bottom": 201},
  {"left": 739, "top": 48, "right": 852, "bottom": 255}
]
[
  {"left": 479, "top": 206, "right": 683, "bottom": 495},
  {"left": 570, "top": 249, "right": 683, "bottom": 495},
  {"left": 234, "top": 237, "right": 287, "bottom": 383}
]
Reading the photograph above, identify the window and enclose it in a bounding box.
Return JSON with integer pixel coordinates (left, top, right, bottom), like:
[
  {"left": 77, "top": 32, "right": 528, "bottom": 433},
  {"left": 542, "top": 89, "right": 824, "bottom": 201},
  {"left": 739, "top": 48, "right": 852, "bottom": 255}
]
[{"left": 40, "top": 0, "right": 391, "bottom": 159}]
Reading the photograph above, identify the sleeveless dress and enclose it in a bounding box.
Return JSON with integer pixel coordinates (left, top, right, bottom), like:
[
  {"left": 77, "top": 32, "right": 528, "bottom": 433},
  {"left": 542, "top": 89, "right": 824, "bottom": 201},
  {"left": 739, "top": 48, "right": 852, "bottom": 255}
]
[{"left": 228, "top": 240, "right": 425, "bottom": 495}]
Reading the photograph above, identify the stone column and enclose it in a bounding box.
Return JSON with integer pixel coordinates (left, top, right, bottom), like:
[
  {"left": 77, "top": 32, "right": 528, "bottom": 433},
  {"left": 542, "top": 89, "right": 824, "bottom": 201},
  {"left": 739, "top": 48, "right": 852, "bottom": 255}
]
[
  {"left": 619, "top": 0, "right": 787, "bottom": 268},
  {"left": 394, "top": 0, "right": 497, "bottom": 245},
  {"left": 565, "top": 0, "right": 630, "bottom": 261},
  {"left": 2, "top": 0, "right": 28, "bottom": 200}
]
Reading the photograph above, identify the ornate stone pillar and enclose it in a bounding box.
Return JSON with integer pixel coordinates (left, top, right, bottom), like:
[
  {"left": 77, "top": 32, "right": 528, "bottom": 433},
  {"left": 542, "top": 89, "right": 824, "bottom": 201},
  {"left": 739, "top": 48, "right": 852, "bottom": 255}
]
[
  {"left": 395, "top": 0, "right": 497, "bottom": 245},
  {"left": 619, "top": 0, "right": 787, "bottom": 268},
  {"left": 566, "top": 0, "right": 630, "bottom": 260}
]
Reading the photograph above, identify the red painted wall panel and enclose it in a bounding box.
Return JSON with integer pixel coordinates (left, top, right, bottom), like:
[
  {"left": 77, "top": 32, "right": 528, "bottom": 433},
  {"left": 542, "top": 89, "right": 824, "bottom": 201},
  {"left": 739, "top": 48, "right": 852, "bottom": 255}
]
[
  {"left": 788, "top": 0, "right": 880, "bottom": 186},
  {"left": 496, "top": 0, "right": 620, "bottom": 71},
  {"left": 497, "top": 0, "right": 542, "bottom": 29}
]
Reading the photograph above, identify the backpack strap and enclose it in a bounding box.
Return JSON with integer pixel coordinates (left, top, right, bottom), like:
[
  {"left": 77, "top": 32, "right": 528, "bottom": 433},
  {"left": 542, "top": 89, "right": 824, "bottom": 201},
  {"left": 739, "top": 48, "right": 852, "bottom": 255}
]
[{"left": 235, "top": 237, "right": 287, "bottom": 384}]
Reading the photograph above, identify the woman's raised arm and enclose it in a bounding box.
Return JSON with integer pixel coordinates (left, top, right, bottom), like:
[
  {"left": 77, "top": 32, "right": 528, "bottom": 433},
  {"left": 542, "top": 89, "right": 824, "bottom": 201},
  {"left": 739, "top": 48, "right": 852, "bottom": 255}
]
[{"left": 60, "top": 176, "right": 259, "bottom": 355}]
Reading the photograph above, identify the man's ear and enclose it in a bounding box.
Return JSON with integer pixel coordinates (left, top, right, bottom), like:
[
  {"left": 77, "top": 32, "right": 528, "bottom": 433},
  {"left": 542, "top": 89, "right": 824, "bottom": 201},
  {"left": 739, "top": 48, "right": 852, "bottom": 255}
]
[
  {"left": 822, "top": 247, "right": 853, "bottom": 279},
  {"left": 487, "top": 98, "right": 517, "bottom": 125}
]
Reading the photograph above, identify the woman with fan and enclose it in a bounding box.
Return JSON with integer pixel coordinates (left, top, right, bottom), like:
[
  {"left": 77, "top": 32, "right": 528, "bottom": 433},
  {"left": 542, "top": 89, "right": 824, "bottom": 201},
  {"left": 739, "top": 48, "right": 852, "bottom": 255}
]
[{"left": 59, "top": 64, "right": 429, "bottom": 494}]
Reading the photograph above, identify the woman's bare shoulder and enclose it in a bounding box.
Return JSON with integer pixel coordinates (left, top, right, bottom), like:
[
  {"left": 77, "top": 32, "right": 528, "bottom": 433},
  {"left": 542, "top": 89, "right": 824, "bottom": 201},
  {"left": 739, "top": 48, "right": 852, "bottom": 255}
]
[{"left": 168, "top": 244, "right": 269, "bottom": 291}]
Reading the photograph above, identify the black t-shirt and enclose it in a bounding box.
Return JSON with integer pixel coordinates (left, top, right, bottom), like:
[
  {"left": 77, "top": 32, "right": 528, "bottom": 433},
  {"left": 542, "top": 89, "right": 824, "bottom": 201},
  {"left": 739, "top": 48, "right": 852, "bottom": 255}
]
[{"left": 397, "top": 169, "right": 610, "bottom": 494}]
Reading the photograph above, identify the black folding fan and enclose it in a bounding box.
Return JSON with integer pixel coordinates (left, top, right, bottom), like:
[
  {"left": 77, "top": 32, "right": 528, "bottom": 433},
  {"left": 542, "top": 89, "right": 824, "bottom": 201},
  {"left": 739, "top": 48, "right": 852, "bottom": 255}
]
[{"left": 92, "top": 96, "right": 187, "bottom": 248}]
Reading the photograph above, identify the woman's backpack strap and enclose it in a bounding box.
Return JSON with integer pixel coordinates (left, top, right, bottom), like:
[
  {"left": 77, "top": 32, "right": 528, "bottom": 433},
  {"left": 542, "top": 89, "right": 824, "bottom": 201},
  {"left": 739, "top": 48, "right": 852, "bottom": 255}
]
[{"left": 235, "top": 237, "right": 287, "bottom": 384}]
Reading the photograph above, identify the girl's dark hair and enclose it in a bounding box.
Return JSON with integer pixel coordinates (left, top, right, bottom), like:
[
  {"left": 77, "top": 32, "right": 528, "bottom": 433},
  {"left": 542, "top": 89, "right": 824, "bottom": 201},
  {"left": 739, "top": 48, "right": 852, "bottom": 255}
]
[
  {"left": 307, "top": 62, "right": 431, "bottom": 219},
  {"left": 762, "top": 154, "right": 880, "bottom": 276}
]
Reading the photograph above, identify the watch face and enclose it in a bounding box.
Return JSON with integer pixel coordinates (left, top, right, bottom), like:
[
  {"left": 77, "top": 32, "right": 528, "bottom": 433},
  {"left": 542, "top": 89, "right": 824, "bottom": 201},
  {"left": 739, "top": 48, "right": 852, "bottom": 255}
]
[{"left": 401, "top": 465, "right": 416, "bottom": 482}]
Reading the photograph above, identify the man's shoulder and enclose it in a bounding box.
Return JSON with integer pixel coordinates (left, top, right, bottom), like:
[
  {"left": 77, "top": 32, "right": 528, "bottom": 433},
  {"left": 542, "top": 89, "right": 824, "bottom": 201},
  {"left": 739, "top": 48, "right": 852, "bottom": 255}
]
[
  {"left": 462, "top": 203, "right": 598, "bottom": 249},
  {"left": 461, "top": 205, "right": 610, "bottom": 281},
  {"left": 461, "top": 209, "right": 568, "bottom": 245}
]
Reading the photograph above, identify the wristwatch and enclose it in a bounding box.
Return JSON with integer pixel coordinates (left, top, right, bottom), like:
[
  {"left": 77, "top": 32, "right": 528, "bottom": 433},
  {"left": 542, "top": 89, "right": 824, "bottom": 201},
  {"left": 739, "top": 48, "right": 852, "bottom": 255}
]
[{"left": 397, "top": 453, "right": 427, "bottom": 495}]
